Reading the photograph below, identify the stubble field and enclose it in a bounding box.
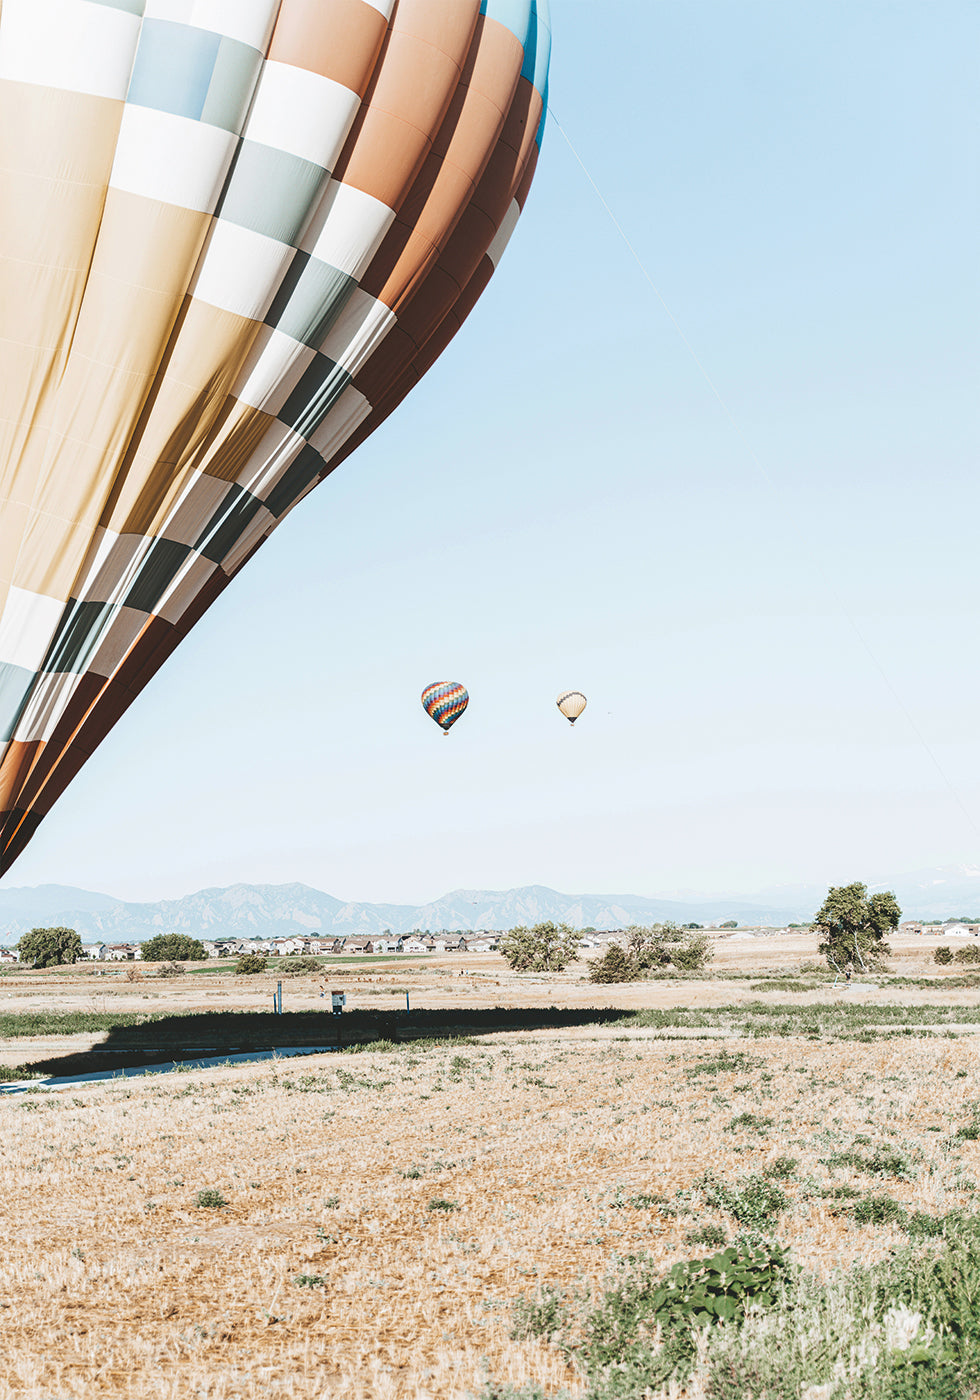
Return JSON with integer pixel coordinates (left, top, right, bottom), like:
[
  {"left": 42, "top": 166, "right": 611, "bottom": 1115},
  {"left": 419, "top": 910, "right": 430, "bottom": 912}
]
[{"left": 1, "top": 932, "right": 978, "bottom": 1399}]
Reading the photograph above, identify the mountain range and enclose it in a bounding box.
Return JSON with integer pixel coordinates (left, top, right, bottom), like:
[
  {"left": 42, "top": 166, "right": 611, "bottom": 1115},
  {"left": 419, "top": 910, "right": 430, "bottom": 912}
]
[{"left": 2, "top": 865, "right": 980, "bottom": 943}]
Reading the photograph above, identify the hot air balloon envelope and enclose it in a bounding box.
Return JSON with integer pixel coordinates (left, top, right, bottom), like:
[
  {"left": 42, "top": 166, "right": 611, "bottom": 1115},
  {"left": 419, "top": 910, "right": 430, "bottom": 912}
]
[
  {"left": 0, "top": 0, "right": 551, "bottom": 871},
  {"left": 422, "top": 682, "right": 468, "bottom": 734},
  {"left": 557, "top": 690, "right": 587, "bottom": 724}
]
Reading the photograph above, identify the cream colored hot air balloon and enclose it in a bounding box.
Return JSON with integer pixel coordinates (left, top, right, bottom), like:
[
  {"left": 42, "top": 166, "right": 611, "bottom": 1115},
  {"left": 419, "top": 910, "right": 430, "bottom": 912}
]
[
  {"left": 0, "top": 0, "right": 551, "bottom": 872},
  {"left": 556, "top": 691, "right": 587, "bottom": 725}
]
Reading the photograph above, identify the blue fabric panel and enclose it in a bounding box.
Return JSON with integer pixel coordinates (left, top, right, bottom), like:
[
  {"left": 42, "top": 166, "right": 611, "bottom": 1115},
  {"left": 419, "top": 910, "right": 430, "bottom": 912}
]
[
  {"left": 127, "top": 20, "right": 221, "bottom": 122},
  {"left": 265, "top": 253, "right": 358, "bottom": 351},
  {"left": 0, "top": 662, "right": 35, "bottom": 744}
]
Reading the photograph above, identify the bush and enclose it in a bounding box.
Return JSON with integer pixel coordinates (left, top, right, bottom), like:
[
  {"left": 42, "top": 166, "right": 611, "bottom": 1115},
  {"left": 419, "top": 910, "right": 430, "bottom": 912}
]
[
  {"left": 278, "top": 956, "right": 322, "bottom": 975},
  {"left": 235, "top": 954, "right": 268, "bottom": 975},
  {"left": 934, "top": 946, "right": 954, "bottom": 965},
  {"left": 625, "top": 923, "right": 714, "bottom": 975},
  {"left": 141, "top": 933, "right": 207, "bottom": 962},
  {"left": 194, "top": 1189, "right": 227, "bottom": 1209},
  {"left": 704, "top": 1174, "right": 789, "bottom": 1229},
  {"left": 588, "top": 944, "right": 640, "bottom": 983},
  {"left": 156, "top": 961, "right": 185, "bottom": 978},
  {"left": 954, "top": 944, "right": 980, "bottom": 965}
]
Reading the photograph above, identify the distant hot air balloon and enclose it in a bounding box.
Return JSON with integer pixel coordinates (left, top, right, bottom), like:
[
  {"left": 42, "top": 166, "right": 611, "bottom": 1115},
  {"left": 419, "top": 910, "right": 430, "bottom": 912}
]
[
  {"left": 0, "top": 0, "right": 551, "bottom": 871},
  {"left": 421, "top": 682, "right": 469, "bottom": 735},
  {"left": 557, "top": 691, "right": 587, "bottom": 725}
]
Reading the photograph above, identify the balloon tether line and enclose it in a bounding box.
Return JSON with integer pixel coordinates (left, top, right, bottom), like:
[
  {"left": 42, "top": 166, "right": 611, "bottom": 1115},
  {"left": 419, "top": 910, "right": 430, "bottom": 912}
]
[{"left": 547, "top": 106, "right": 980, "bottom": 850}]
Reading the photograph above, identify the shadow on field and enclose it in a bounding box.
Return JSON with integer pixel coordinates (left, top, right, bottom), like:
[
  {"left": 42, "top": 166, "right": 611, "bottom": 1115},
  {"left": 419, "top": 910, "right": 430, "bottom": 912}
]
[{"left": 14, "top": 1005, "right": 636, "bottom": 1080}]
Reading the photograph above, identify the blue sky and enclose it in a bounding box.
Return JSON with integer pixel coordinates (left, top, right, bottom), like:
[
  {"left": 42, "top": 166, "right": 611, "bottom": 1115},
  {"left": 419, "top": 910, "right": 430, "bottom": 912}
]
[{"left": 6, "top": 0, "right": 978, "bottom": 902}]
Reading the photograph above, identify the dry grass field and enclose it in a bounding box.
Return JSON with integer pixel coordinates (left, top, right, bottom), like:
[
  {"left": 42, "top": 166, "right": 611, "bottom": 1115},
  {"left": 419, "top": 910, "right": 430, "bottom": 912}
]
[{"left": 1, "top": 932, "right": 979, "bottom": 1399}]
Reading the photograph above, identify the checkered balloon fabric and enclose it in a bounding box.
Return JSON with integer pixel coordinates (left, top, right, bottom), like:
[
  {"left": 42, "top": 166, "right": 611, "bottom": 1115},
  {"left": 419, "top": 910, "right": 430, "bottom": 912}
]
[{"left": 0, "top": 0, "right": 551, "bottom": 870}]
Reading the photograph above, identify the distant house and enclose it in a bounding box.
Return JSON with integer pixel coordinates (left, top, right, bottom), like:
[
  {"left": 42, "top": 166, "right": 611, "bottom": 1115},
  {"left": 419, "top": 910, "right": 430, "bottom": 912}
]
[
  {"left": 345, "top": 938, "right": 374, "bottom": 954},
  {"left": 0, "top": 948, "right": 17, "bottom": 964},
  {"left": 403, "top": 937, "right": 428, "bottom": 953},
  {"left": 83, "top": 943, "right": 107, "bottom": 961}
]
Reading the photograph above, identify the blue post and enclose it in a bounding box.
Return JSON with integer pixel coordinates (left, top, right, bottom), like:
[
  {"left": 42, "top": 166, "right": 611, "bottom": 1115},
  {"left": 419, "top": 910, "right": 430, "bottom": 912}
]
[
  {"left": 405, "top": 991, "right": 410, "bottom": 1014},
  {"left": 277, "top": 981, "right": 282, "bottom": 1015}
]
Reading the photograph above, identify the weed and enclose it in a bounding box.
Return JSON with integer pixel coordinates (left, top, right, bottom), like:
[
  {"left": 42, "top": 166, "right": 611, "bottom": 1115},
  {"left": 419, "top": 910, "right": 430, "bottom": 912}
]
[
  {"left": 194, "top": 1189, "right": 227, "bottom": 1209},
  {"left": 684, "top": 1223, "right": 727, "bottom": 1249},
  {"left": 725, "top": 1112, "right": 774, "bottom": 1134},
  {"left": 510, "top": 1285, "right": 568, "bottom": 1340},
  {"left": 851, "top": 1194, "right": 907, "bottom": 1226},
  {"left": 427, "top": 1198, "right": 458, "bottom": 1212},
  {"left": 703, "top": 1175, "right": 788, "bottom": 1229},
  {"left": 763, "top": 1156, "right": 798, "bottom": 1181},
  {"left": 293, "top": 1274, "right": 327, "bottom": 1289}
]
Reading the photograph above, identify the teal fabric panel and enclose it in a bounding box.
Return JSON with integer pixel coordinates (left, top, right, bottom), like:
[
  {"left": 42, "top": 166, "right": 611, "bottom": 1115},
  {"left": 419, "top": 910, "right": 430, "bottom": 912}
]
[
  {"left": 127, "top": 20, "right": 221, "bottom": 121},
  {"left": 201, "top": 36, "right": 263, "bottom": 134},
  {"left": 218, "top": 142, "right": 329, "bottom": 245},
  {"left": 266, "top": 254, "right": 357, "bottom": 351},
  {"left": 0, "top": 663, "right": 35, "bottom": 744}
]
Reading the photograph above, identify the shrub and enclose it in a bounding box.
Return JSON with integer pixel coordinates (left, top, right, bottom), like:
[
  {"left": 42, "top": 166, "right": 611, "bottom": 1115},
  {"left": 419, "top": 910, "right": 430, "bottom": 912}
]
[
  {"left": 588, "top": 944, "right": 639, "bottom": 983},
  {"left": 235, "top": 954, "right": 268, "bottom": 974},
  {"left": 141, "top": 933, "right": 207, "bottom": 962},
  {"left": 194, "top": 1189, "right": 227, "bottom": 1209},
  {"left": 704, "top": 1175, "right": 789, "bottom": 1229},
  {"left": 156, "top": 961, "right": 186, "bottom": 978},
  {"left": 510, "top": 1285, "right": 568, "bottom": 1340},
  {"left": 954, "top": 945, "right": 980, "bottom": 965},
  {"left": 852, "top": 1194, "right": 907, "bottom": 1226},
  {"left": 934, "top": 946, "right": 954, "bottom": 965},
  {"left": 278, "top": 956, "right": 322, "bottom": 975},
  {"left": 427, "top": 1198, "right": 458, "bottom": 1212}
]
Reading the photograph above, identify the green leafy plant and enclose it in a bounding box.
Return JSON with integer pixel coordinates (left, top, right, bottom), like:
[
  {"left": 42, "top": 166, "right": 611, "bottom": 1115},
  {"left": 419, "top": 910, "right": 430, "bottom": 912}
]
[
  {"left": 814, "top": 881, "right": 900, "bottom": 972},
  {"left": 194, "top": 1189, "right": 227, "bottom": 1209},
  {"left": 704, "top": 1175, "right": 788, "bottom": 1229},
  {"left": 587, "top": 943, "right": 640, "bottom": 983},
  {"left": 293, "top": 1274, "right": 327, "bottom": 1288},
  {"left": 510, "top": 1285, "right": 568, "bottom": 1340},
  {"left": 16, "top": 926, "right": 82, "bottom": 967},
  {"left": 141, "top": 933, "right": 207, "bottom": 962},
  {"left": 498, "top": 922, "right": 581, "bottom": 972},
  {"left": 235, "top": 954, "right": 268, "bottom": 975},
  {"left": 427, "top": 1198, "right": 458, "bottom": 1212}
]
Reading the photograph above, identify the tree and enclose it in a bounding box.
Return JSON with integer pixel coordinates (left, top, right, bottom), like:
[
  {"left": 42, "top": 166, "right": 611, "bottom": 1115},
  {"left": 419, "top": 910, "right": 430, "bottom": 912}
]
[
  {"left": 625, "top": 923, "right": 713, "bottom": 974},
  {"left": 498, "top": 922, "right": 581, "bottom": 972},
  {"left": 814, "top": 883, "right": 900, "bottom": 972},
  {"left": 587, "top": 943, "right": 640, "bottom": 983},
  {"left": 720, "top": 920, "right": 738, "bottom": 930},
  {"left": 17, "top": 926, "right": 82, "bottom": 967},
  {"left": 141, "top": 933, "right": 207, "bottom": 962}
]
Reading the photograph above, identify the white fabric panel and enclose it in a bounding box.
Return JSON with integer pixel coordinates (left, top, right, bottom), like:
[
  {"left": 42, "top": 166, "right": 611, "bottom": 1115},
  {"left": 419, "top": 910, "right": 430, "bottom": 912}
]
[
  {"left": 154, "top": 469, "right": 231, "bottom": 547},
  {"left": 486, "top": 198, "right": 520, "bottom": 268},
  {"left": 245, "top": 62, "right": 359, "bottom": 169},
  {"left": 88, "top": 606, "right": 147, "bottom": 680},
  {"left": 155, "top": 553, "right": 218, "bottom": 626},
  {"left": 307, "top": 384, "right": 371, "bottom": 463},
  {"left": 0, "top": 0, "right": 140, "bottom": 101},
  {"left": 0, "top": 588, "right": 64, "bottom": 673},
  {"left": 319, "top": 291, "right": 395, "bottom": 375},
  {"left": 231, "top": 328, "right": 316, "bottom": 415},
  {"left": 299, "top": 180, "right": 395, "bottom": 279},
  {"left": 109, "top": 105, "right": 238, "bottom": 213},
  {"left": 16, "top": 672, "right": 83, "bottom": 744},
  {"left": 189, "top": 220, "right": 294, "bottom": 319},
  {"left": 361, "top": 0, "right": 396, "bottom": 14},
  {"left": 70, "top": 528, "right": 121, "bottom": 605},
  {"left": 142, "top": 0, "right": 279, "bottom": 48}
]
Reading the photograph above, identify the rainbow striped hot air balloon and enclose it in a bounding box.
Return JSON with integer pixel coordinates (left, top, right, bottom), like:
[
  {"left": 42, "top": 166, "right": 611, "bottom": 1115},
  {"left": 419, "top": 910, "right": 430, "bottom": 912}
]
[
  {"left": 421, "top": 681, "right": 468, "bottom": 734},
  {"left": 0, "top": 0, "right": 550, "bottom": 871}
]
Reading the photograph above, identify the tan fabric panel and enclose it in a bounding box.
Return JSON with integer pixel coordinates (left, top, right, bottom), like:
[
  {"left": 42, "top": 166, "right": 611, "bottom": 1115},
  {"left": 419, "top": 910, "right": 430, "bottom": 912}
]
[
  {"left": 0, "top": 497, "right": 29, "bottom": 597},
  {"left": 101, "top": 298, "right": 264, "bottom": 534},
  {"left": 268, "top": 0, "right": 387, "bottom": 96}
]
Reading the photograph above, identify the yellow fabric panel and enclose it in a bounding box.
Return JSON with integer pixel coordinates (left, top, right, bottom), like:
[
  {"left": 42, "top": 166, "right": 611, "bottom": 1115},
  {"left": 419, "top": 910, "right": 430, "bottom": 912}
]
[
  {"left": 11, "top": 444, "right": 110, "bottom": 599},
  {"left": 101, "top": 297, "right": 266, "bottom": 537},
  {"left": 192, "top": 398, "right": 281, "bottom": 485}
]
